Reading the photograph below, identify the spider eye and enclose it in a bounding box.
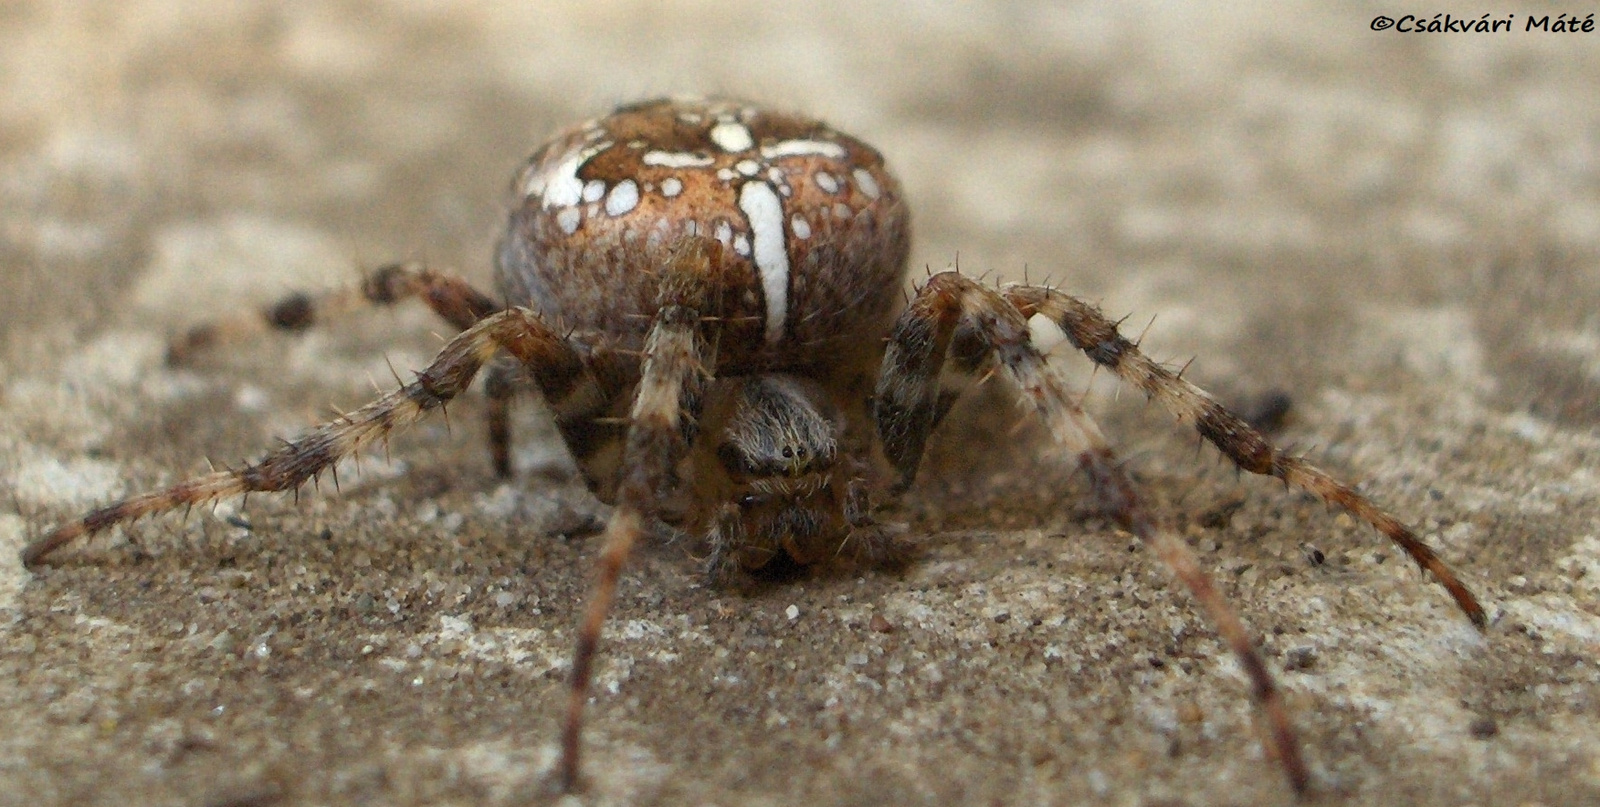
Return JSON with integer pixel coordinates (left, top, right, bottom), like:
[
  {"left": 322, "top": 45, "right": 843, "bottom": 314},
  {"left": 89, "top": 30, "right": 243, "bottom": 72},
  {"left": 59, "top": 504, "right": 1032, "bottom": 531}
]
[{"left": 737, "top": 493, "right": 761, "bottom": 509}]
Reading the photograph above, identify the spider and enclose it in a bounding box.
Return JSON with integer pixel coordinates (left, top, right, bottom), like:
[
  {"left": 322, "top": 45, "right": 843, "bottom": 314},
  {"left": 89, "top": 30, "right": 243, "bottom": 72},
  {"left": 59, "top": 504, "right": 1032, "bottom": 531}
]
[{"left": 24, "top": 97, "right": 1485, "bottom": 796}]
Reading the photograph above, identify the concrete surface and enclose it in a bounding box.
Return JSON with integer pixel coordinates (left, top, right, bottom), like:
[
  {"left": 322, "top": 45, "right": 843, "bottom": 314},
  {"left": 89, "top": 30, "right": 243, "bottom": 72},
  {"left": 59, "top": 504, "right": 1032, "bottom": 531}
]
[{"left": 3, "top": 2, "right": 1599, "bottom": 805}]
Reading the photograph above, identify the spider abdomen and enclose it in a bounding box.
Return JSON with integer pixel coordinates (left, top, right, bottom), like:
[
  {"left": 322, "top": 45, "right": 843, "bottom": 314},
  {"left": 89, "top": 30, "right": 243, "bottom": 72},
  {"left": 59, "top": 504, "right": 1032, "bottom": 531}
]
[{"left": 498, "top": 97, "right": 911, "bottom": 369}]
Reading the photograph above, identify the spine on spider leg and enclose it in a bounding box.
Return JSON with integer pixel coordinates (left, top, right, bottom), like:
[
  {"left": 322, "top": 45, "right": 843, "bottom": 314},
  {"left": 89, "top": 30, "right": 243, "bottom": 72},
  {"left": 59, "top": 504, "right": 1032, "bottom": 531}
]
[
  {"left": 22, "top": 311, "right": 531, "bottom": 566},
  {"left": 1007, "top": 286, "right": 1487, "bottom": 628}
]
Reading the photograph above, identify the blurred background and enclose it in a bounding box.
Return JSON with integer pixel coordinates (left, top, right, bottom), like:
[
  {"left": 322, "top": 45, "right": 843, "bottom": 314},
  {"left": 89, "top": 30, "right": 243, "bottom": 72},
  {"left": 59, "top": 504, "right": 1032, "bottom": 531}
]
[
  {"left": 3, "top": 2, "right": 1599, "bottom": 805},
  {"left": 4, "top": 1, "right": 1596, "bottom": 413}
]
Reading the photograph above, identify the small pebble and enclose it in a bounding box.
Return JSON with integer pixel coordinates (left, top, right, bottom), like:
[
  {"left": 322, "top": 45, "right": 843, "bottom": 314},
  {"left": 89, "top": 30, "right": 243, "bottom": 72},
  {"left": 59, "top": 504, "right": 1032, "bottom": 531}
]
[
  {"left": 1469, "top": 717, "right": 1498, "bottom": 739},
  {"left": 1300, "top": 543, "right": 1325, "bottom": 566},
  {"left": 1284, "top": 646, "right": 1318, "bottom": 671}
]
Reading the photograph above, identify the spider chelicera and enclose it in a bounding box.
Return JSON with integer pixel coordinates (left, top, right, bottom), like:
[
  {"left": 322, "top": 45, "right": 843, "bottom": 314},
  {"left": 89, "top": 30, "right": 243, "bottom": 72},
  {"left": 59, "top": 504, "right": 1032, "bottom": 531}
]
[{"left": 24, "top": 97, "right": 1485, "bottom": 795}]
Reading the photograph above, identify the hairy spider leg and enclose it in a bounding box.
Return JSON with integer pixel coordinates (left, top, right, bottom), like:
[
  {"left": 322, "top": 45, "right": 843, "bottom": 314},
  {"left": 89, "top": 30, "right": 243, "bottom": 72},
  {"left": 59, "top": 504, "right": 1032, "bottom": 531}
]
[
  {"left": 559, "top": 236, "right": 724, "bottom": 791},
  {"left": 1003, "top": 285, "right": 1485, "bottom": 628},
  {"left": 21, "top": 306, "right": 602, "bottom": 566},
  {"left": 874, "top": 272, "right": 1310, "bottom": 794},
  {"left": 164, "top": 261, "right": 532, "bottom": 476},
  {"left": 166, "top": 262, "right": 501, "bottom": 364}
]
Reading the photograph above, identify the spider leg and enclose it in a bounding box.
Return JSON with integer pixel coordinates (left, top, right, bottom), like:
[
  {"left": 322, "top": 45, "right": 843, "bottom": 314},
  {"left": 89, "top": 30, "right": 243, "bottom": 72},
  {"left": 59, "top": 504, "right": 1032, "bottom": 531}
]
[
  {"left": 484, "top": 358, "right": 525, "bottom": 478},
  {"left": 874, "top": 272, "right": 1310, "bottom": 794},
  {"left": 559, "top": 236, "right": 723, "bottom": 792},
  {"left": 1002, "top": 285, "right": 1485, "bottom": 628},
  {"left": 166, "top": 262, "right": 501, "bottom": 363},
  {"left": 482, "top": 312, "right": 638, "bottom": 487},
  {"left": 483, "top": 349, "right": 633, "bottom": 483},
  {"left": 22, "top": 306, "right": 594, "bottom": 566}
]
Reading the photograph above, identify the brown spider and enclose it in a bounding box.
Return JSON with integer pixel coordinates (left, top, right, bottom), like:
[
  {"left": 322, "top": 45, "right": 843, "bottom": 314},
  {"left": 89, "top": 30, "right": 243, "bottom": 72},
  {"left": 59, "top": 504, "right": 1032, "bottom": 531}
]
[{"left": 23, "top": 97, "right": 1485, "bottom": 796}]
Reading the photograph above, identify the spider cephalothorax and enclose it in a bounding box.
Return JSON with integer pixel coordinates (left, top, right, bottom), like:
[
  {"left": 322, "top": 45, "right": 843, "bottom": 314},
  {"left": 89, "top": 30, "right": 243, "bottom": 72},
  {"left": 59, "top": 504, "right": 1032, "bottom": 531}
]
[{"left": 24, "top": 97, "right": 1485, "bottom": 796}]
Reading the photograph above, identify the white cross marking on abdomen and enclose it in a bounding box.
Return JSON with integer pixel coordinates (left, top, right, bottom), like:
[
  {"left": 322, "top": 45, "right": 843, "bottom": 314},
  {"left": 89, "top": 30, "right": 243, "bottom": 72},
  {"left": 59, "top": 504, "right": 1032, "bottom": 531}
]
[{"left": 737, "top": 181, "right": 789, "bottom": 344}]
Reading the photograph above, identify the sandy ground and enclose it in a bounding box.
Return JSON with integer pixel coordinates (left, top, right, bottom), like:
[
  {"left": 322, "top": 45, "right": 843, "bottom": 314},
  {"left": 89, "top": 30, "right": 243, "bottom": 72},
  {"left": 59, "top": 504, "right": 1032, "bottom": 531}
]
[{"left": 3, "top": 2, "right": 1599, "bottom": 805}]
